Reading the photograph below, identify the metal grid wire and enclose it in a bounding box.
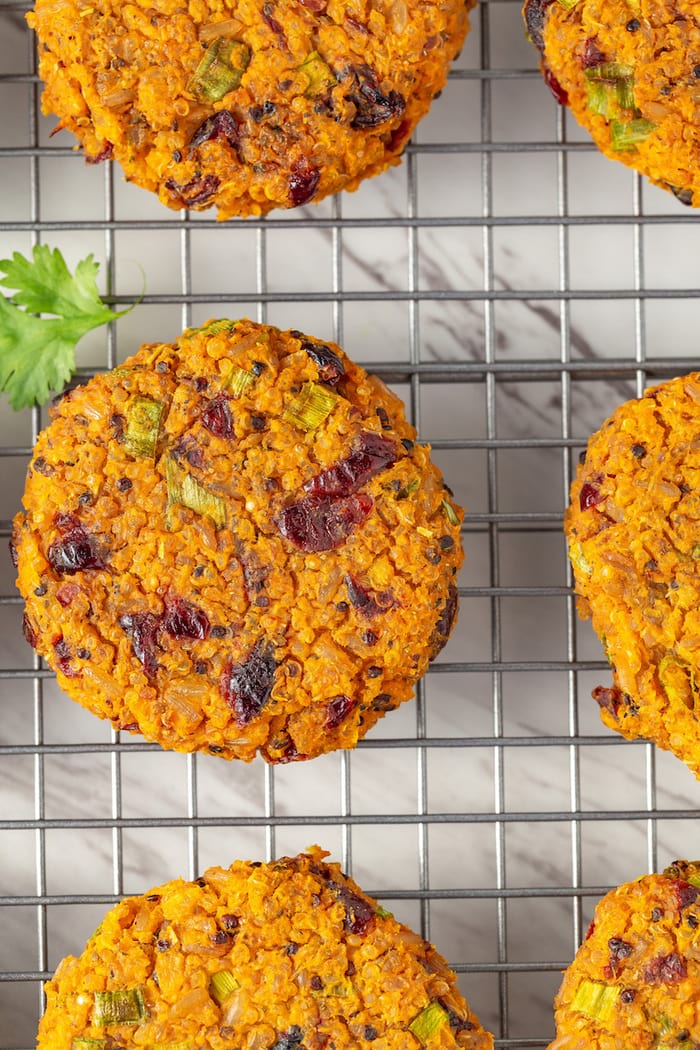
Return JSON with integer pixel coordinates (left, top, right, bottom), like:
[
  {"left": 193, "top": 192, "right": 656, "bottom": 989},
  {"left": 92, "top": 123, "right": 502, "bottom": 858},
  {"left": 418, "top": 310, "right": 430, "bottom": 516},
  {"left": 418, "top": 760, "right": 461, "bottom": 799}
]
[{"left": 3, "top": 2, "right": 700, "bottom": 1047}]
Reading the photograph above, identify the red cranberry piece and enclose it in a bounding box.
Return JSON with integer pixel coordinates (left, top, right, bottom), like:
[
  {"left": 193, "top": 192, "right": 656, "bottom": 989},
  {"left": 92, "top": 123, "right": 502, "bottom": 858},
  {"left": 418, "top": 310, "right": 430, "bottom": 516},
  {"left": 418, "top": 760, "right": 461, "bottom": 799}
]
[
  {"left": 333, "top": 882, "right": 375, "bottom": 935},
  {"left": 673, "top": 879, "right": 699, "bottom": 911},
  {"left": 644, "top": 953, "right": 687, "bottom": 983},
  {"left": 201, "top": 394, "right": 235, "bottom": 438},
  {"left": 56, "top": 583, "right": 80, "bottom": 608},
  {"left": 592, "top": 685, "right": 622, "bottom": 717},
  {"left": 304, "top": 432, "right": 398, "bottom": 499},
  {"left": 325, "top": 694, "right": 356, "bottom": 729},
  {"left": 581, "top": 37, "right": 606, "bottom": 69},
  {"left": 276, "top": 493, "right": 373, "bottom": 552},
  {"left": 190, "top": 111, "right": 241, "bottom": 154},
  {"left": 544, "top": 67, "right": 569, "bottom": 106},
  {"left": 620, "top": 988, "right": 635, "bottom": 1003},
  {"left": 579, "top": 480, "right": 604, "bottom": 511},
  {"left": 262, "top": 2, "right": 287, "bottom": 44},
  {"left": 22, "top": 614, "right": 37, "bottom": 649},
  {"left": 289, "top": 161, "right": 321, "bottom": 207},
  {"left": 345, "top": 575, "right": 394, "bottom": 618},
  {"left": 165, "top": 174, "right": 220, "bottom": 207},
  {"left": 162, "top": 597, "right": 210, "bottom": 640},
  {"left": 9, "top": 536, "right": 18, "bottom": 568},
  {"left": 301, "top": 341, "right": 345, "bottom": 385},
  {"left": 585, "top": 919, "right": 596, "bottom": 940},
  {"left": 47, "top": 517, "right": 106, "bottom": 575},
  {"left": 345, "top": 65, "right": 406, "bottom": 129},
  {"left": 607, "top": 937, "right": 633, "bottom": 974},
  {"left": 523, "top": 0, "right": 555, "bottom": 52},
  {"left": 387, "top": 117, "right": 412, "bottom": 153},
  {"left": 430, "top": 583, "right": 459, "bottom": 659},
  {"left": 53, "top": 634, "right": 80, "bottom": 677},
  {"left": 86, "top": 141, "right": 113, "bottom": 164},
  {"left": 221, "top": 639, "right": 277, "bottom": 726},
  {"left": 119, "top": 612, "right": 161, "bottom": 679}
]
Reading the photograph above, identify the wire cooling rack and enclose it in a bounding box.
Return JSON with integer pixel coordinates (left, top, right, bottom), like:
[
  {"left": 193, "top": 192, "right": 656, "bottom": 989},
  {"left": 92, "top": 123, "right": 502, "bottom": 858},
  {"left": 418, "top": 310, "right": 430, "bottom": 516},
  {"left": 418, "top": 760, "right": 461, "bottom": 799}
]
[{"left": 3, "top": 2, "right": 700, "bottom": 1048}]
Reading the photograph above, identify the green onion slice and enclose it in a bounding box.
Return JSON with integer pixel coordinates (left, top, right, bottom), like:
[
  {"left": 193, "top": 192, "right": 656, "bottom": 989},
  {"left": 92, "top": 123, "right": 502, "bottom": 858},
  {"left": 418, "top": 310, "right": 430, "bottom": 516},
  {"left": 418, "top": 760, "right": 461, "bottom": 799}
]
[
  {"left": 441, "top": 499, "right": 459, "bottom": 526},
  {"left": 166, "top": 457, "right": 226, "bottom": 530},
  {"left": 570, "top": 979, "right": 617, "bottom": 1021},
  {"left": 185, "top": 319, "right": 236, "bottom": 338},
  {"left": 225, "top": 366, "right": 255, "bottom": 398},
  {"left": 375, "top": 904, "right": 394, "bottom": 919},
  {"left": 397, "top": 478, "right": 420, "bottom": 500},
  {"left": 123, "top": 397, "right": 163, "bottom": 459},
  {"left": 584, "top": 63, "right": 634, "bottom": 82},
  {"left": 610, "top": 117, "right": 656, "bottom": 151},
  {"left": 209, "top": 969, "right": 239, "bottom": 1006},
  {"left": 569, "top": 540, "right": 593, "bottom": 577},
  {"left": 190, "top": 38, "right": 251, "bottom": 103},
  {"left": 658, "top": 655, "right": 697, "bottom": 711},
  {"left": 283, "top": 382, "right": 337, "bottom": 431},
  {"left": 408, "top": 1002, "right": 449, "bottom": 1044},
  {"left": 297, "top": 51, "right": 336, "bottom": 96},
  {"left": 93, "top": 988, "right": 147, "bottom": 1026}
]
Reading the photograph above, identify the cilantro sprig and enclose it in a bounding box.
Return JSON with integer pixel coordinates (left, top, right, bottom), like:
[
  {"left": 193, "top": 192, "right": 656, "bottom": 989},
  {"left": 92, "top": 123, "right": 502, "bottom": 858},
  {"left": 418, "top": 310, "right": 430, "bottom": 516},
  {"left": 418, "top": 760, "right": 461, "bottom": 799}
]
[{"left": 0, "top": 245, "right": 134, "bottom": 410}]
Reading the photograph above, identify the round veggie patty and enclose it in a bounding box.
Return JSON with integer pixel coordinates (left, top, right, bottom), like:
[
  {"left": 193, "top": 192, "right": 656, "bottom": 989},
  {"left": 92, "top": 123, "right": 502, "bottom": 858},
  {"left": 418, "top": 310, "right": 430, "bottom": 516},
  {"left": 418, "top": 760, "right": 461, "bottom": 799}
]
[
  {"left": 523, "top": 0, "right": 700, "bottom": 207},
  {"left": 564, "top": 373, "right": 700, "bottom": 778},
  {"left": 26, "top": 0, "right": 472, "bottom": 218},
  {"left": 548, "top": 860, "right": 700, "bottom": 1050},
  {"left": 37, "top": 847, "right": 493, "bottom": 1050},
  {"left": 12, "top": 319, "right": 463, "bottom": 763}
]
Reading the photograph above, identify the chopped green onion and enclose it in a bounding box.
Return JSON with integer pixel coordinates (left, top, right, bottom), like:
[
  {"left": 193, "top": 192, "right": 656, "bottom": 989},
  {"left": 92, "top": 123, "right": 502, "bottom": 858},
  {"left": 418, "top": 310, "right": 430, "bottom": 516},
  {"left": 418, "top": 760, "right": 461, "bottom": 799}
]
[
  {"left": 585, "top": 81, "right": 612, "bottom": 117},
  {"left": 185, "top": 319, "right": 236, "bottom": 338},
  {"left": 610, "top": 118, "right": 656, "bottom": 151},
  {"left": 441, "top": 499, "right": 459, "bottom": 526},
  {"left": 692, "top": 544, "right": 700, "bottom": 559},
  {"left": 408, "top": 1002, "right": 449, "bottom": 1044},
  {"left": 297, "top": 51, "right": 336, "bottom": 96},
  {"left": 657, "top": 1014, "right": 674, "bottom": 1036},
  {"left": 585, "top": 63, "right": 634, "bottom": 82},
  {"left": 283, "top": 382, "right": 337, "bottom": 431},
  {"left": 123, "top": 397, "right": 163, "bottom": 459},
  {"left": 209, "top": 969, "right": 239, "bottom": 1006},
  {"left": 166, "top": 457, "right": 226, "bottom": 530},
  {"left": 93, "top": 988, "right": 147, "bottom": 1026},
  {"left": 397, "top": 479, "right": 420, "bottom": 501},
  {"left": 375, "top": 905, "right": 393, "bottom": 919},
  {"left": 687, "top": 872, "right": 700, "bottom": 889},
  {"left": 570, "top": 979, "right": 617, "bottom": 1022},
  {"left": 569, "top": 541, "right": 593, "bottom": 577},
  {"left": 615, "top": 77, "right": 635, "bottom": 110},
  {"left": 658, "top": 655, "right": 696, "bottom": 710},
  {"left": 555, "top": 0, "right": 581, "bottom": 8},
  {"left": 189, "top": 38, "right": 251, "bottom": 102},
  {"left": 225, "top": 366, "right": 255, "bottom": 398}
]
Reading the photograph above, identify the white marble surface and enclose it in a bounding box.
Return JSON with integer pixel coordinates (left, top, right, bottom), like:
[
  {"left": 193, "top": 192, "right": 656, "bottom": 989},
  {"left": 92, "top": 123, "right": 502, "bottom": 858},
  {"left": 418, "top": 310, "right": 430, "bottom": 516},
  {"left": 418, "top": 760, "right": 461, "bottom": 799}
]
[{"left": 3, "top": 2, "right": 700, "bottom": 1048}]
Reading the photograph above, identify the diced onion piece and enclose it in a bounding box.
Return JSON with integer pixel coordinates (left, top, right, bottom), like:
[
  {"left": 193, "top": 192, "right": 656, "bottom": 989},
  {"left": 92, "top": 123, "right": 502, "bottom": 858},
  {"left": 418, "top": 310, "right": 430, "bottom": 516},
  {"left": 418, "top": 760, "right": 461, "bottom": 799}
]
[
  {"left": 166, "top": 458, "right": 226, "bottom": 529},
  {"left": 297, "top": 51, "right": 336, "bottom": 96},
  {"left": 209, "top": 969, "right": 239, "bottom": 1006},
  {"left": 610, "top": 117, "right": 656, "bottom": 151},
  {"left": 283, "top": 382, "right": 337, "bottom": 431},
  {"left": 226, "top": 366, "right": 255, "bottom": 398},
  {"left": 408, "top": 1002, "right": 449, "bottom": 1044},
  {"left": 93, "top": 988, "right": 147, "bottom": 1026},
  {"left": 189, "top": 38, "right": 251, "bottom": 103},
  {"left": 123, "top": 397, "right": 163, "bottom": 458},
  {"left": 199, "top": 18, "right": 244, "bottom": 41},
  {"left": 570, "top": 979, "right": 618, "bottom": 1021},
  {"left": 441, "top": 499, "right": 459, "bottom": 526}
]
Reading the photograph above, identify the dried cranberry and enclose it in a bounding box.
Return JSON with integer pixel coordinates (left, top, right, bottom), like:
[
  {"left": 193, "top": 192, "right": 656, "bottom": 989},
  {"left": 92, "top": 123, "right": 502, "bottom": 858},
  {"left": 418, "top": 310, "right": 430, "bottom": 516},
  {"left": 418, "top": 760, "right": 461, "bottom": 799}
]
[
  {"left": 438, "top": 1002, "right": 474, "bottom": 1034},
  {"left": 56, "top": 583, "right": 80, "bottom": 608},
  {"left": 584, "top": 919, "right": 596, "bottom": 940},
  {"left": 221, "top": 913, "right": 240, "bottom": 931},
  {"left": 221, "top": 640, "right": 277, "bottom": 726},
  {"left": 673, "top": 879, "right": 699, "bottom": 911},
  {"left": 162, "top": 597, "right": 210, "bottom": 640},
  {"left": 53, "top": 634, "right": 80, "bottom": 677},
  {"left": 544, "top": 67, "right": 568, "bottom": 106},
  {"left": 276, "top": 493, "right": 374, "bottom": 551},
  {"left": 304, "top": 432, "right": 397, "bottom": 498},
  {"left": 579, "top": 480, "right": 604, "bottom": 510},
  {"left": 9, "top": 536, "right": 18, "bottom": 568},
  {"left": 86, "top": 141, "right": 113, "bottom": 164},
  {"left": 289, "top": 161, "right": 321, "bottom": 207},
  {"left": 430, "top": 583, "right": 459, "bottom": 659},
  {"left": 387, "top": 117, "right": 412, "bottom": 153},
  {"left": 22, "top": 614, "right": 37, "bottom": 649},
  {"left": 210, "top": 930, "right": 231, "bottom": 945},
  {"left": 363, "top": 1027, "right": 378, "bottom": 1041},
  {"left": 345, "top": 575, "right": 394, "bottom": 617},
  {"left": 592, "top": 685, "right": 622, "bottom": 717},
  {"left": 333, "top": 881, "right": 375, "bottom": 935},
  {"left": 607, "top": 937, "right": 633, "bottom": 975},
  {"left": 190, "top": 111, "right": 241, "bottom": 154},
  {"left": 644, "top": 952, "right": 687, "bottom": 983},
  {"left": 201, "top": 394, "right": 235, "bottom": 438},
  {"left": 523, "top": 0, "right": 555, "bottom": 52},
  {"left": 301, "top": 341, "right": 345, "bottom": 385},
  {"left": 262, "top": 2, "right": 287, "bottom": 44},
  {"left": 345, "top": 65, "right": 406, "bottom": 128},
  {"left": 47, "top": 517, "right": 106, "bottom": 575},
  {"left": 581, "top": 37, "right": 606, "bottom": 68},
  {"left": 165, "top": 174, "right": 220, "bottom": 207},
  {"left": 325, "top": 694, "right": 356, "bottom": 729},
  {"left": 119, "top": 612, "right": 161, "bottom": 679}
]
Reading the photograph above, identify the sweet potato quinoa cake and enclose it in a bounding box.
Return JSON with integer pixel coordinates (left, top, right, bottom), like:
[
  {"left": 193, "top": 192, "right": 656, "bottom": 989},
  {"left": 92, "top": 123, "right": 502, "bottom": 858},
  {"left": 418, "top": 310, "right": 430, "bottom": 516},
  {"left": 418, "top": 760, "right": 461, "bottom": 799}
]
[
  {"left": 12, "top": 320, "right": 463, "bottom": 762},
  {"left": 26, "top": 0, "right": 472, "bottom": 219},
  {"left": 548, "top": 860, "right": 700, "bottom": 1050},
  {"left": 37, "top": 847, "right": 493, "bottom": 1050},
  {"left": 564, "top": 373, "right": 700, "bottom": 778},
  {"left": 524, "top": 0, "right": 700, "bottom": 207}
]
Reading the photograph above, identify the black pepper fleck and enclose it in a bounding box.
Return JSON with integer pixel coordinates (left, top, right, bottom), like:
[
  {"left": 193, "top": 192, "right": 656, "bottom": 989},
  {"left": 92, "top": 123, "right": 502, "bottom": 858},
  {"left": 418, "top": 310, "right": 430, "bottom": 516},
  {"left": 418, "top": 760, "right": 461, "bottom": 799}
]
[
  {"left": 77, "top": 648, "right": 91, "bottom": 660},
  {"left": 117, "top": 477, "right": 132, "bottom": 492},
  {"left": 362, "top": 630, "right": 378, "bottom": 645},
  {"left": 626, "top": 17, "right": 640, "bottom": 30},
  {"left": 193, "top": 565, "right": 206, "bottom": 578},
  {"left": 310, "top": 975, "right": 323, "bottom": 990},
  {"left": 210, "top": 625, "right": 227, "bottom": 638},
  {"left": 34, "top": 583, "right": 47, "bottom": 597},
  {"left": 631, "top": 444, "right": 646, "bottom": 458},
  {"left": 620, "top": 988, "right": 635, "bottom": 1003},
  {"left": 367, "top": 665, "right": 382, "bottom": 678}
]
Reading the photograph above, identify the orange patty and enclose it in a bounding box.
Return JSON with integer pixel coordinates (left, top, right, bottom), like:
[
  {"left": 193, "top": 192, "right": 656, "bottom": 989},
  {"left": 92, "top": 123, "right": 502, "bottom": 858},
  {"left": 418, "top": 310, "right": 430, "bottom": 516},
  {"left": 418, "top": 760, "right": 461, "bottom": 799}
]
[{"left": 13, "top": 320, "right": 464, "bottom": 762}]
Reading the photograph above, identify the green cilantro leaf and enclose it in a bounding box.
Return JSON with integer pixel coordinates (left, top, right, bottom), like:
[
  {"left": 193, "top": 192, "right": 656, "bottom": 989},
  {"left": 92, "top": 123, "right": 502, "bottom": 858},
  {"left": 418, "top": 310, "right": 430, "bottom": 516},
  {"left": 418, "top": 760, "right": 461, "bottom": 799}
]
[{"left": 0, "top": 245, "right": 133, "bottom": 410}]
